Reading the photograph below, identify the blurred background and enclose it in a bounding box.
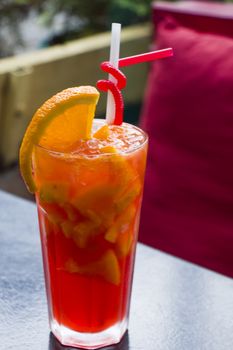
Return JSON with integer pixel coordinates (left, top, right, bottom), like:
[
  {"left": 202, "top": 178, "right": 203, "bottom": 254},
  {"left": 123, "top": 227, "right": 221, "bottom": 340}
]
[
  {"left": 0, "top": 0, "right": 233, "bottom": 277},
  {"left": 0, "top": 0, "right": 152, "bottom": 58},
  {"left": 0, "top": 0, "right": 153, "bottom": 199}
]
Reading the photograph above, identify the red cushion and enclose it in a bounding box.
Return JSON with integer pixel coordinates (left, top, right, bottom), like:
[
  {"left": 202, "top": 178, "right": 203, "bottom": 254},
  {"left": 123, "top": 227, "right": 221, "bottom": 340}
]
[{"left": 139, "top": 19, "right": 233, "bottom": 277}]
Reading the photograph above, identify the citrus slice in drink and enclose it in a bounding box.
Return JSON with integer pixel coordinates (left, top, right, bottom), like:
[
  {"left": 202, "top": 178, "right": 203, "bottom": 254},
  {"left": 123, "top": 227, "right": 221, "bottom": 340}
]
[
  {"left": 66, "top": 249, "right": 120, "bottom": 285},
  {"left": 19, "top": 86, "right": 99, "bottom": 193}
]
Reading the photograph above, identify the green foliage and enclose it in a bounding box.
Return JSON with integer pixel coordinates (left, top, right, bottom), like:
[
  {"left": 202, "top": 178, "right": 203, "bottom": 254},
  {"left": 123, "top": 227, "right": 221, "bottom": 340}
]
[
  {"left": 0, "top": 1, "right": 30, "bottom": 57},
  {"left": 34, "top": 0, "right": 153, "bottom": 32},
  {"left": 0, "top": 0, "right": 232, "bottom": 57},
  {"left": 38, "top": 0, "right": 110, "bottom": 30},
  {"left": 109, "top": 0, "right": 152, "bottom": 26},
  {"left": 8, "top": 0, "right": 153, "bottom": 50}
]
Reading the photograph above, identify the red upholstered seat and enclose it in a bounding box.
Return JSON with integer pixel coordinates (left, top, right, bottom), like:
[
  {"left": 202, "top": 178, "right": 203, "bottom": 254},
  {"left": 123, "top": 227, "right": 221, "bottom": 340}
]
[{"left": 139, "top": 1, "right": 233, "bottom": 277}]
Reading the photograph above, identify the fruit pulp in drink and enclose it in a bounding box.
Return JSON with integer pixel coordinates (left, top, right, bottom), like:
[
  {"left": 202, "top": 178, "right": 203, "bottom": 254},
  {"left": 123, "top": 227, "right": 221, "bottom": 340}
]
[{"left": 34, "top": 120, "right": 148, "bottom": 334}]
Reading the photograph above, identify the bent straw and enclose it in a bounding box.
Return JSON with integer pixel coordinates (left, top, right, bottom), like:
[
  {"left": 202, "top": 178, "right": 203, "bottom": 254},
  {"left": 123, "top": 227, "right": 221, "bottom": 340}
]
[
  {"left": 106, "top": 23, "right": 121, "bottom": 125},
  {"left": 118, "top": 48, "right": 173, "bottom": 67}
]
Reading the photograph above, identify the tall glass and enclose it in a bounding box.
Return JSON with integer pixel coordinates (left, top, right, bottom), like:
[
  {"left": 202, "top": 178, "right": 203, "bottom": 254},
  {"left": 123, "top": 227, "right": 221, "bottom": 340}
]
[{"left": 33, "top": 120, "right": 148, "bottom": 349}]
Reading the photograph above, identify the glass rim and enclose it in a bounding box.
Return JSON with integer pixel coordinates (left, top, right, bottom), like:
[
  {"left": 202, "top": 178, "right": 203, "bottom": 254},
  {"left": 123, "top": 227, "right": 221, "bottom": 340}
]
[{"left": 34, "top": 120, "right": 148, "bottom": 160}]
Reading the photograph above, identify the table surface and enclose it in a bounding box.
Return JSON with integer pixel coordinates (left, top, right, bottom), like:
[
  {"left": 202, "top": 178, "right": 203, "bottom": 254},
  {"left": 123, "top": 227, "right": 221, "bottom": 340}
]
[{"left": 1, "top": 190, "right": 233, "bottom": 350}]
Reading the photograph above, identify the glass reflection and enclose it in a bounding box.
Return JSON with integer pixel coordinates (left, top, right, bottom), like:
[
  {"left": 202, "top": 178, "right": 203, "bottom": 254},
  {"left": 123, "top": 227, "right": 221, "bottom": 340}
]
[{"left": 49, "top": 331, "right": 129, "bottom": 350}]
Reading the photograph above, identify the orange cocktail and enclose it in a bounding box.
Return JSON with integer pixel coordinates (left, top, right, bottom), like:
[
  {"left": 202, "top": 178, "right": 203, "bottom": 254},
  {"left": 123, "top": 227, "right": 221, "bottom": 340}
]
[
  {"left": 33, "top": 119, "right": 147, "bottom": 348},
  {"left": 19, "top": 34, "right": 172, "bottom": 347}
]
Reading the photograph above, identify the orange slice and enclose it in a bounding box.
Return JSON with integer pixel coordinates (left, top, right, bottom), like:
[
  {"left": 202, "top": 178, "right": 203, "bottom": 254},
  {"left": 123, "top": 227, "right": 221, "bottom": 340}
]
[
  {"left": 66, "top": 250, "right": 120, "bottom": 285},
  {"left": 93, "top": 124, "right": 110, "bottom": 140},
  {"left": 19, "top": 86, "right": 99, "bottom": 193},
  {"left": 116, "top": 229, "right": 133, "bottom": 258},
  {"left": 105, "top": 204, "right": 136, "bottom": 243}
]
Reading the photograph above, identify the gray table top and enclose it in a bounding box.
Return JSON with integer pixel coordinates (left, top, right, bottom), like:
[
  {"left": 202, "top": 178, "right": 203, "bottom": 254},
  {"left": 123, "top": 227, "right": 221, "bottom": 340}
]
[{"left": 0, "top": 190, "right": 233, "bottom": 350}]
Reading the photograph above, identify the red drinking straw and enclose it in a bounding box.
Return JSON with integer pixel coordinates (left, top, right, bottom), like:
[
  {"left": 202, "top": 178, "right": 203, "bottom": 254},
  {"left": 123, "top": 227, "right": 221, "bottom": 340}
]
[
  {"left": 118, "top": 48, "right": 173, "bottom": 67},
  {"left": 98, "top": 45, "right": 173, "bottom": 125}
]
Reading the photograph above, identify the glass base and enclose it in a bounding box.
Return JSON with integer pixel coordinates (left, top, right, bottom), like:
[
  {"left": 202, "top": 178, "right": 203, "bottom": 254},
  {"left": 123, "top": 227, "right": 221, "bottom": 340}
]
[{"left": 50, "top": 319, "right": 128, "bottom": 349}]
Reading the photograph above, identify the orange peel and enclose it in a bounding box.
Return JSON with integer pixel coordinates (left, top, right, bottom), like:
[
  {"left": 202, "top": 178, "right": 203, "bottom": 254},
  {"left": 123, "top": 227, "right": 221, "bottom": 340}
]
[{"left": 19, "top": 86, "right": 99, "bottom": 193}]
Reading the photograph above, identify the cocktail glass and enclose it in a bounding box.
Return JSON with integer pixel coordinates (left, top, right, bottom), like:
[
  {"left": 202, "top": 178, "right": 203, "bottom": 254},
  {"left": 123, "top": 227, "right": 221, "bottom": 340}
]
[{"left": 33, "top": 119, "right": 148, "bottom": 349}]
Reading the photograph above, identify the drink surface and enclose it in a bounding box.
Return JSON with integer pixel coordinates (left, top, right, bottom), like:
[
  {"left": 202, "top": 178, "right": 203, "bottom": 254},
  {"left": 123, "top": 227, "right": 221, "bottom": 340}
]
[
  {"left": 35, "top": 120, "right": 147, "bottom": 334},
  {"left": 65, "top": 120, "right": 146, "bottom": 156}
]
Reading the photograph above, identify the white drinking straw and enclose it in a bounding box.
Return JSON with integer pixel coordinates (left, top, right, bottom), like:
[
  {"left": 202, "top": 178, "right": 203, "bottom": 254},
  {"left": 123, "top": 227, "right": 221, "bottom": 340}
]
[{"left": 106, "top": 23, "right": 121, "bottom": 125}]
